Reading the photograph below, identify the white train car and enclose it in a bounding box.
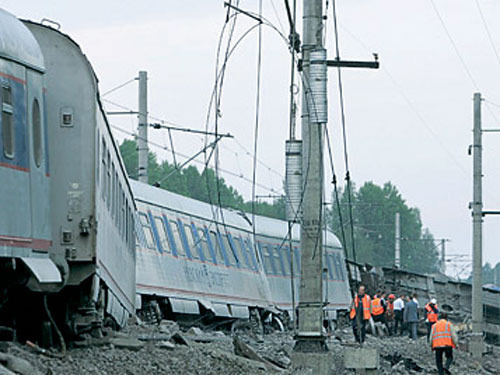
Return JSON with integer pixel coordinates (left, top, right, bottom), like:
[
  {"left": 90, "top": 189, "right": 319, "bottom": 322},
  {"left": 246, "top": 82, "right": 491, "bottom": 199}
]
[
  {"left": 24, "top": 21, "right": 136, "bottom": 334},
  {"left": 133, "top": 180, "right": 351, "bottom": 324}
]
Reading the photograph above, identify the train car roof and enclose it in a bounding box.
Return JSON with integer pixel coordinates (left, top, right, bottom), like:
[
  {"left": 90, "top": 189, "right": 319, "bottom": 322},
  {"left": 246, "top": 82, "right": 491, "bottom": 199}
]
[
  {"left": 0, "top": 9, "right": 44, "bottom": 72},
  {"left": 131, "top": 179, "right": 342, "bottom": 248}
]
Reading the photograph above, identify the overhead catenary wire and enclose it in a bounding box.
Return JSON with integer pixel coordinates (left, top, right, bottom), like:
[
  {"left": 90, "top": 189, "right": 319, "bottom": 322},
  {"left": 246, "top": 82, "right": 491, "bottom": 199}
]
[
  {"left": 110, "top": 124, "right": 282, "bottom": 194},
  {"left": 251, "top": 0, "right": 264, "bottom": 255},
  {"left": 331, "top": 0, "right": 357, "bottom": 265},
  {"left": 473, "top": 0, "right": 500, "bottom": 71},
  {"left": 101, "top": 77, "right": 137, "bottom": 97}
]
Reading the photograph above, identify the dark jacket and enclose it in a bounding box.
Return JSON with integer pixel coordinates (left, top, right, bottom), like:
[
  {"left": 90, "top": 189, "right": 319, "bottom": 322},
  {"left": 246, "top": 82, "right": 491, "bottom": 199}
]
[{"left": 404, "top": 300, "right": 419, "bottom": 323}]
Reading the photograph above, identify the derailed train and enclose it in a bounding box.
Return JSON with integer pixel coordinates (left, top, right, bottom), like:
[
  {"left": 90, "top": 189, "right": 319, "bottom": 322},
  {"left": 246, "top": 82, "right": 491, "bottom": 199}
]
[
  {"left": 133, "top": 180, "right": 351, "bottom": 324},
  {"left": 0, "top": 9, "right": 352, "bottom": 340},
  {"left": 0, "top": 9, "right": 136, "bottom": 338}
]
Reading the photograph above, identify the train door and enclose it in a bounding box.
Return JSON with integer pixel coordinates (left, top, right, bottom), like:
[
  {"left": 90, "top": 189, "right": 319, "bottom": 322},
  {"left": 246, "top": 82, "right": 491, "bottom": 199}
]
[{"left": 26, "top": 69, "right": 49, "bottom": 248}]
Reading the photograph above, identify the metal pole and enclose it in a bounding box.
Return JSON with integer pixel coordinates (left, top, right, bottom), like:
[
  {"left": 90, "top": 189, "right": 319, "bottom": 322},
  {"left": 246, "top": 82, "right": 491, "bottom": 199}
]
[
  {"left": 441, "top": 239, "right": 446, "bottom": 274},
  {"left": 138, "top": 71, "right": 148, "bottom": 183},
  {"left": 295, "top": 0, "right": 326, "bottom": 352},
  {"left": 471, "top": 92, "right": 484, "bottom": 358},
  {"left": 395, "top": 212, "right": 400, "bottom": 268},
  {"left": 288, "top": 222, "right": 297, "bottom": 335}
]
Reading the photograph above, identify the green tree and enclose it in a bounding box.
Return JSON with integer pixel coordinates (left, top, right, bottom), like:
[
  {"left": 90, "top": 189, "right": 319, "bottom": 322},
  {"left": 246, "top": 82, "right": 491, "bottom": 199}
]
[
  {"left": 328, "top": 181, "right": 439, "bottom": 273},
  {"left": 119, "top": 139, "right": 285, "bottom": 220},
  {"left": 467, "top": 262, "right": 500, "bottom": 286}
]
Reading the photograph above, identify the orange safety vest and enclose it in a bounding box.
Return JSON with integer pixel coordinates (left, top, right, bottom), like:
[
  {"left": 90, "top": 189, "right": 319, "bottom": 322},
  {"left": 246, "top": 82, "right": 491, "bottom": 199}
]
[
  {"left": 431, "top": 320, "right": 456, "bottom": 349},
  {"left": 425, "top": 303, "right": 439, "bottom": 323},
  {"left": 371, "top": 297, "right": 384, "bottom": 316},
  {"left": 350, "top": 294, "right": 371, "bottom": 320}
]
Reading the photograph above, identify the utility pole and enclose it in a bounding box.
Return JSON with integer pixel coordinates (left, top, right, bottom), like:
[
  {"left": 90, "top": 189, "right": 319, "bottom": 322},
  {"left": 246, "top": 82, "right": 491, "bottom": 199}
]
[
  {"left": 138, "top": 71, "right": 148, "bottom": 183},
  {"left": 295, "top": 0, "right": 327, "bottom": 352},
  {"left": 440, "top": 239, "right": 446, "bottom": 274},
  {"left": 471, "top": 92, "right": 484, "bottom": 359},
  {"left": 395, "top": 212, "right": 401, "bottom": 268}
]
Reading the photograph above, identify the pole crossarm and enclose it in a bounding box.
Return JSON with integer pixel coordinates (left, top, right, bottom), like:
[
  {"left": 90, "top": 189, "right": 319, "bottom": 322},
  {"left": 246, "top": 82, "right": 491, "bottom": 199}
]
[
  {"left": 107, "top": 111, "right": 139, "bottom": 115},
  {"left": 150, "top": 123, "right": 233, "bottom": 138},
  {"left": 481, "top": 210, "right": 500, "bottom": 216},
  {"left": 326, "top": 59, "right": 379, "bottom": 69}
]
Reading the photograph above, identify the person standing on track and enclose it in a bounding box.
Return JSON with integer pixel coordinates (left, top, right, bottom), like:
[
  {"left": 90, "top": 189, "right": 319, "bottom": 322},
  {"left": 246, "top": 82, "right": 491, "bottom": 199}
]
[
  {"left": 393, "top": 294, "right": 405, "bottom": 335},
  {"left": 404, "top": 293, "right": 419, "bottom": 340},
  {"left": 425, "top": 298, "right": 439, "bottom": 342},
  {"left": 350, "top": 284, "right": 371, "bottom": 343},
  {"left": 371, "top": 291, "right": 385, "bottom": 324},
  {"left": 430, "top": 312, "right": 458, "bottom": 375}
]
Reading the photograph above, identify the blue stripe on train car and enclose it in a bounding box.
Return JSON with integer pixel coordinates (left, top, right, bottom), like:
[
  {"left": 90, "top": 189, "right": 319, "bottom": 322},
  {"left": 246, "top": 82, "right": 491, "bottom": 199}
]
[
  {"left": 226, "top": 233, "right": 242, "bottom": 268},
  {"left": 177, "top": 219, "right": 194, "bottom": 259},
  {"left": 236, "top": 237, "right": 251, "bottom": 270},
  {"left": 274, "top": 245, "right": 286, "bottom": 276},
  {"left": 245, "top": 238, "right": 258, "bottom": 271},
  {"left": 202, "top": 226, "right": 217, "bottom": 264},
  {"left": 190, "top": 223, "right": 206, "bottom": 262},
  {"left": 147, "top": 210, "right": 163, "bottom": 253},
  {"left": 162, "top": 215, "right": 179, "bottom": 257},
  {"left": 216, "top": 231, "right": 230, "bottom": 267}
]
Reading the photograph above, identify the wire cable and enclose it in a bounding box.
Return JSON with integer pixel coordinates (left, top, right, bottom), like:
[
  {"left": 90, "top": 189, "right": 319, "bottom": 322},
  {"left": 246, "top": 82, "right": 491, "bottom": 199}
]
[
  {"left": 332, "top": 0, "right": 357, "bottom": 265},
  {"left": 251, "top": 0, "right": 264, "bottom": 257},
  {"left": 101, "top": 78, "right": 137, "bottom": 97},
  {"left": 474, "top": 0, "right": 500, "bottom": 71}
]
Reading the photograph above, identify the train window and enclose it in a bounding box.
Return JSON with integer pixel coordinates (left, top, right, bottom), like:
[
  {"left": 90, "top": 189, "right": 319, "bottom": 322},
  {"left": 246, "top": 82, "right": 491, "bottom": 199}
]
[
  {"left": 182, "top": 224, "right": 198, "bottom": 259},
  {"left": 125, "top": 201, "right": 129, "bottom": 243},
  {"left": 2, "top": 84, "right": 14, "bottom": 159},
  {"left": 325, "top": 253, "right": 334, "bottom": 280},
  {"left": 121, "top": 191, "right": 126, "bottom": 237},
  {"left": 139, "top": 212, "right": 155, "bottom": 249},
  {"left": 266, "top": 246, "right": 278, "bottom": 275},
  {"left": 293, "top": 247, "right": 301, "bottom": 274},
  {"left": 111, "top": 166, "right": 116, "bottom": 217},
  {"left": 335, "top": 253, "right": 346, "bottom": 281},
  {"left": 197, "top": 228, "right": 211, "bottom": 261},
  {"left": 258, "top": 243, "right": 273, "bottom": 274},
  {"left": 209, "top": 231, "right": 225, "bottom": 265},
  {"left": 96, "top": 130, "right": 100, "bottom": 185},
  {"left": 114, "top": 172, "right": 119, "bottom": 221},
  {"left": 106, "top": 152, "right": 111, "bottom": 209},
  {"left": 281, "top": 246, "right": 291, "bottom": 275},
  {"left": 245, "top": 238, "right": 259, "bottom": 271},
  {"left": 233, "top": 237, "right": 250, "bottom": 269},
  {"left": 221, "top": 234, "right": 237, "bottom": 267},
  {"left": 169, "top": 220, "right": 185, "bottom": 257},
  {"left": 101, "top": 141, "right": 106, "bottom": 200},
  {"left": 32, "top": 99, "right": 42, "bottom": 167},
  {"left": 230, "top": 236, "right": 247, "bottom": 269}
]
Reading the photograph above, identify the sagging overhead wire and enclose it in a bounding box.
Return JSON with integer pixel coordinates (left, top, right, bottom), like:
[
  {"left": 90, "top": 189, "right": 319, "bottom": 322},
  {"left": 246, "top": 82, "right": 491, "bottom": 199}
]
[
  {"left": 110, "top": 124, "right": 282, "bottom": 194},
  {"left": 331, "top": 0, "right": 357, "bottom": 265}
]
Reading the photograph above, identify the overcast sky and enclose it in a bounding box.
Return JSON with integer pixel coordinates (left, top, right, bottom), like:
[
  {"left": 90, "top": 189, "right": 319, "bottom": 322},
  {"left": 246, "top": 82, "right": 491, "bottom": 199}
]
[{"left": 5, "top": 0, "right": 500, "bottom": 275}]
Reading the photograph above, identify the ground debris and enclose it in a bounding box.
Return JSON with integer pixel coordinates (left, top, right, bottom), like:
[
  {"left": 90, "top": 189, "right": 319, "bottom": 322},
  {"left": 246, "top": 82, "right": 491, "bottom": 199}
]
[{"left": 0, "top": 320, "right": 496, "bottom": 375}]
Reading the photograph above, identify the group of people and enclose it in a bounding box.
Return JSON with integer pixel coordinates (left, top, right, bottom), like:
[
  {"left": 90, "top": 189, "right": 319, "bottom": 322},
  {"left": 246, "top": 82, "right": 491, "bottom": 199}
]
[{"left": 350, "top": 285, "right": 458, "bottom": 375}]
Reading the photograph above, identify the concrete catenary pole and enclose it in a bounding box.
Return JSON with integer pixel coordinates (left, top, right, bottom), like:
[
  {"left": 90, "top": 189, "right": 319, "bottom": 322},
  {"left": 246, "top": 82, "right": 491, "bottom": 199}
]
[
  {"left": 441, "top": 239, "right": 446, "bottom": 274},
  {"left": 138, "top": 71, "right": 148, "bottom": 183},
  {"left": 395, "top": 212, "right": 400, "bottom": 268},
  {"left": 295, "top": 0, "right": 327, "bottom": 351},
  {"left": 471, "top": 92, "right": 484, "bottom": 358}
]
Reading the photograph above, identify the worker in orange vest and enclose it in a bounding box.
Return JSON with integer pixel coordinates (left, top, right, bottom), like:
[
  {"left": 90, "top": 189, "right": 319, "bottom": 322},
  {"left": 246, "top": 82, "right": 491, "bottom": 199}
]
[
  {"left": 385, "top": 293, "right": 396, "bottom": 334},
  {"left": 430, "top": 312, "right": 458, "bottom": 375},
  {"left": 425, "top": 298, "right": 439, "bottom": 342},
  {"left": 371, "top": 291, "right": 386, "bottom": 324},
  {"left": 350, "top": 284, "right": 371, "bottom": 343}
]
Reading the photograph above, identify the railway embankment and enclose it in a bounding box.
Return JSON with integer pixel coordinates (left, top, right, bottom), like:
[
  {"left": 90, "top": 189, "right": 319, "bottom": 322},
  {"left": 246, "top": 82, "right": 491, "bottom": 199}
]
[{"left": 0, "top": 320, "right": 498, "bottom": 374}]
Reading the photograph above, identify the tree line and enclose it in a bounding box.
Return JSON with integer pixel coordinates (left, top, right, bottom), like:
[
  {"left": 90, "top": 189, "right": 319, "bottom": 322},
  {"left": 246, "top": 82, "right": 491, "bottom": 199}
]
[{"left": 120, "top": 139, "right": 442, "bottom": 274}]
